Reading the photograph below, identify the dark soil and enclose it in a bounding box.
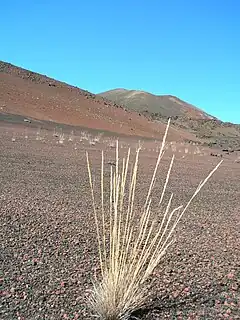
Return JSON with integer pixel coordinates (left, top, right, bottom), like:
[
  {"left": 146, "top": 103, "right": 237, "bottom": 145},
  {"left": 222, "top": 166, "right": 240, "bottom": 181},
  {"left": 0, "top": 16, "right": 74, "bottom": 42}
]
[{"left": 1, "top": 125, "right": 239, "bottom": 319}]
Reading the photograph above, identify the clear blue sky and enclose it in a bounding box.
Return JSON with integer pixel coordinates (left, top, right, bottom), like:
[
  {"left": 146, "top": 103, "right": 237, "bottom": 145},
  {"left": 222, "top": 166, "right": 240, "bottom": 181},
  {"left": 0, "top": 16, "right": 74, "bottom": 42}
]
[{"left": 1, "top": 0, "right": 239, "bottom": 123}]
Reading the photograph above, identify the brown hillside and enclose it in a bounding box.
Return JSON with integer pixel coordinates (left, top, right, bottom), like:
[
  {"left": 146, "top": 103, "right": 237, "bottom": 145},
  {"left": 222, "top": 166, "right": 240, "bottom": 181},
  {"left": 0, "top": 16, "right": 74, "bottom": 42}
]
[
  {"left": 0, "top": 61, "right": 194, "bottom": 142},
  {"left": 100, "top": 88, "right": 240, "bottom": 150},
  {"left": 99, "top": 88, "right": 216, "bottom": 119}
]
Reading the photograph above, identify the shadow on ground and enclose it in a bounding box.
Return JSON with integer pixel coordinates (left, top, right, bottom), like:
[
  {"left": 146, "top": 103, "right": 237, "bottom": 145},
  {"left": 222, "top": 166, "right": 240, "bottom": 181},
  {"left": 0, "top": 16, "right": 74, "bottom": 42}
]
[{"left": 130, "top": 284, "right": 223, "bottom": 319}]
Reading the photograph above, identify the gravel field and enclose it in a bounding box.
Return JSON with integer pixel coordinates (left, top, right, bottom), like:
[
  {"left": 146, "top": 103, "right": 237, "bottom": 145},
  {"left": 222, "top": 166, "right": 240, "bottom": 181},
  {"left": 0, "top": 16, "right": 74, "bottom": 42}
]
[{"left": 1, "top": 126, "right": 239, "bottom": 320}]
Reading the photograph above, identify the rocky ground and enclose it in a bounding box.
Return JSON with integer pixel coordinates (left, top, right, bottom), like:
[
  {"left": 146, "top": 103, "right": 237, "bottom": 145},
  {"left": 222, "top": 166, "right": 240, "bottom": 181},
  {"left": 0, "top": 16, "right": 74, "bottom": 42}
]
[{"left": 1, "top": 125, "right": 239, "bottom": 319}]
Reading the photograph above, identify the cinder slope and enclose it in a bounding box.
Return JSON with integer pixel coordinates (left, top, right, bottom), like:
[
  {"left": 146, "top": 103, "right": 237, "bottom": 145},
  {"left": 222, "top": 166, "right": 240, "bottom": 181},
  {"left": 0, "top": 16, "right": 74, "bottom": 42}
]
[
  {"left": 0, "top": 61, "right": 193, "bottom": 141},
  {"left": 99, "top": 89, "right": 240, "bottom": 150},
  {"left": 99, "top": 88, "right": 215, "bottom": 119}
]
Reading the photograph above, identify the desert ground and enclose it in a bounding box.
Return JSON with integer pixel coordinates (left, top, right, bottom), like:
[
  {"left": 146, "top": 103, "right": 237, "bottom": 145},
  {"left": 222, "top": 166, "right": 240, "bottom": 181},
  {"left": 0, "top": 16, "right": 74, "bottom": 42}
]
[{"left": 1, "top": 122, "right": 239, "bottom": 320}]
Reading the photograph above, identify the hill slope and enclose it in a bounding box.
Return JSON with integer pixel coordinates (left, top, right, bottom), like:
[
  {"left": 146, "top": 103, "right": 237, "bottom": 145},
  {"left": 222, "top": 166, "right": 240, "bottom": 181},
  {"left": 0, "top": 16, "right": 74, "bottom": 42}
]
[
  {"left": 1, "top": 62, "right": 239, "bottom": 150},
  {"left": 99, "top": 89, "right": 240, "bottom": 150},
  {"left": 99, "top": 88, "right": 215, "bottom": 119},
  {"left": 0, "top": 61, "right": 192, "bottom": 141}
]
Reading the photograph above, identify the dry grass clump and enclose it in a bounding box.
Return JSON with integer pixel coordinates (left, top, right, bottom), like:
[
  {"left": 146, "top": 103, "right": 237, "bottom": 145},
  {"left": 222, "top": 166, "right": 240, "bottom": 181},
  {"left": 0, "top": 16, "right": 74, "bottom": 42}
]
[{"left": 86, "top": 119, "right": 222, "bottom": 320}]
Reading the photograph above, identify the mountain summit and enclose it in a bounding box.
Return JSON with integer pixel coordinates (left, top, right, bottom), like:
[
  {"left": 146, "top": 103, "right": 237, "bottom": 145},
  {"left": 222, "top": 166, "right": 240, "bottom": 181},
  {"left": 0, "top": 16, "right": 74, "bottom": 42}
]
[
  {"left": 99, "top": 88, "right": 240, "bottom": 150},
  {"left": 99, "top": 88, "right": 215, "bottom": 120},
  {"left": 0, "top": 61, "right": 189, "bottom": 140},
  {"left": 1, "top": 61, "right": 239, "bottom": 150}
]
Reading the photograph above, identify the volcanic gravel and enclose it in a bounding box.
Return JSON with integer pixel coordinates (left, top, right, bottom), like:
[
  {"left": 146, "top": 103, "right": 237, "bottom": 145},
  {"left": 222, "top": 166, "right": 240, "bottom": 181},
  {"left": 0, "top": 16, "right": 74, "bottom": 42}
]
[{"left": 0, "top": 127, "right": 239, "bottom": 320}]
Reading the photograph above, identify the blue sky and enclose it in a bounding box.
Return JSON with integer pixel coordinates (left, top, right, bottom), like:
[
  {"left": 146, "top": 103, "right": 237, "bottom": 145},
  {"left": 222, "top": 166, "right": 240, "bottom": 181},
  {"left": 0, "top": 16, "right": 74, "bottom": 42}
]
[{"left": 1, "top": 0, "right": 239, "bottom": 123}]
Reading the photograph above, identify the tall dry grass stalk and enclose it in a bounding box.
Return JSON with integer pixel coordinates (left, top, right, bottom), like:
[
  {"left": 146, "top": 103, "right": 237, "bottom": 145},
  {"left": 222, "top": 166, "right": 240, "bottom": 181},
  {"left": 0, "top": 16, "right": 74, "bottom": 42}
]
[{"left": 86, "top": 119, "right": 222, "bottom": 320}]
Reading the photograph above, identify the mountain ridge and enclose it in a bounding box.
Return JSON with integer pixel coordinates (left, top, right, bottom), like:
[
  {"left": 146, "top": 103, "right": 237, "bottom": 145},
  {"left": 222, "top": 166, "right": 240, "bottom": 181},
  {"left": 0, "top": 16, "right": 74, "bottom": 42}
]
[
  {"left": 99, "top": 88, "right": 240, "bottom": 150},
  {"left": 99, "top": 88, "right": 216, "bottom": 120},
  {"left": 1, "top": 60, "right": 239, "bottom": 150},
  {"left": 0, "top": 60, "right": 193, "bottom": 142}
]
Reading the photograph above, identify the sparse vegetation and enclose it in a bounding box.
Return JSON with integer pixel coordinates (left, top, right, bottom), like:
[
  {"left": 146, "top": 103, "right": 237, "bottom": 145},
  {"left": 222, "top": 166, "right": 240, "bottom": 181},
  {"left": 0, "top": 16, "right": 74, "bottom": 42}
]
[
  {"left": 1, "top": 60, "right": 240, "bottom": 320},
  {"left": 86, "top": 120, "right": 222, "bottom": 320},
  {"left": 1, "top": 122, "right": 239, "bottom": 319}
]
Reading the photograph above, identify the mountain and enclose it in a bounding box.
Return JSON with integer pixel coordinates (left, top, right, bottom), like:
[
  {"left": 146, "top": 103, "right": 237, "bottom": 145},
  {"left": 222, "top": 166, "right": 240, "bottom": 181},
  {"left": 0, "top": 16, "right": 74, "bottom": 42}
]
[
  {"left": 99, "top": 88, "right": 215, "bottom": 119},
  {"left": 1, "top": 61, "right": 239, "bottom": 150},
  {"left": 0, "top": 61, "right": 188, "bottom": 141},
  {"left": 99, "top": 89, "right": 240, "bottom": 150}
]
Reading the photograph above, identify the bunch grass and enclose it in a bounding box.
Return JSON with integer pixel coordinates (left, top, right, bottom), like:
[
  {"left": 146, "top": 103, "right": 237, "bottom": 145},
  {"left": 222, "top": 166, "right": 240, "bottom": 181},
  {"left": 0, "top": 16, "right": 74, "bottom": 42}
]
[{"left": 86, "top": 119, "right": 222, "bottom": 319}]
